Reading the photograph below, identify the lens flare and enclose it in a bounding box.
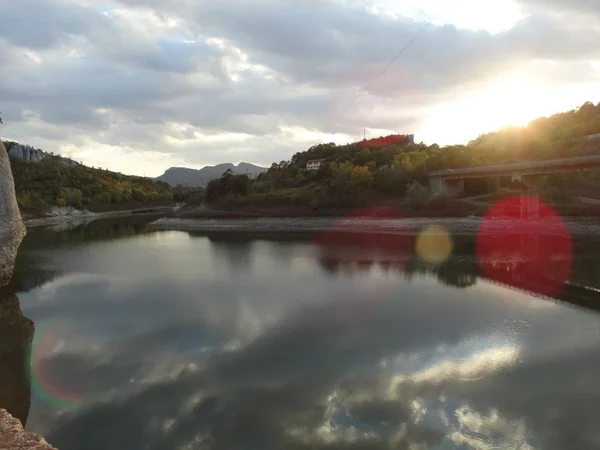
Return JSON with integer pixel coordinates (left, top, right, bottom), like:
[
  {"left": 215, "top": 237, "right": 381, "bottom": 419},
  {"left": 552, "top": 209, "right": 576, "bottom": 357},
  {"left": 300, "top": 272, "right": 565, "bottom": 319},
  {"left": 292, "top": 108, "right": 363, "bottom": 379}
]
[
  {"left": 416, "top": 226, "right": 453, "bottom": 264},
  {"left": 314, "top": 206, "right": 414, "bottom": 314},
  {"left": 30, "top": 322, "right": 86, "bottom": 410},
  {"left": 315, "top": 206, "right": 414, "bottom": 273},
  {"left": 476, "top": 196, "right": 572, "bottom": 297}
]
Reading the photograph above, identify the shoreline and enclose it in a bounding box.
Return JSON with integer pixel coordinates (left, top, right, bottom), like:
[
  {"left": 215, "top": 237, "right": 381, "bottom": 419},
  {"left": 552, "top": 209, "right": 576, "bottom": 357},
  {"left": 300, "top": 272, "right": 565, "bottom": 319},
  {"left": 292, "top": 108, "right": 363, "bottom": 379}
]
[
  {"left": 149, "top": 216, "right": 600, "bottom": 237},
  {"left": 24, "top": 205, "right": 178, "bottom": 228}
]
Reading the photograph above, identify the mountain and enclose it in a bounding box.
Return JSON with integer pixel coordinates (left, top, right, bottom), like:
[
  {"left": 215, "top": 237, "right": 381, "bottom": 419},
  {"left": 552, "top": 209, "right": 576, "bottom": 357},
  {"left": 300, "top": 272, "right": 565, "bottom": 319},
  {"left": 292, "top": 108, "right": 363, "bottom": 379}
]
[{"left": 156, "top": 162, "right": 268, "bottom": 187}]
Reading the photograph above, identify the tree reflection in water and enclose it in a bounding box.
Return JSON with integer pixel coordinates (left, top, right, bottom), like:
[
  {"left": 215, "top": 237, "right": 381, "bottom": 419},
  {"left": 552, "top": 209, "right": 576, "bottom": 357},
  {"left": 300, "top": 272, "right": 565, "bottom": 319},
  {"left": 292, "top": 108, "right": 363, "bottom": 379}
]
[
  {"left": 316, "top": 232, "right": 480, "bottom": 290},
  {"left": 316, "top": 225, "right": 600, "bottom": 312}
]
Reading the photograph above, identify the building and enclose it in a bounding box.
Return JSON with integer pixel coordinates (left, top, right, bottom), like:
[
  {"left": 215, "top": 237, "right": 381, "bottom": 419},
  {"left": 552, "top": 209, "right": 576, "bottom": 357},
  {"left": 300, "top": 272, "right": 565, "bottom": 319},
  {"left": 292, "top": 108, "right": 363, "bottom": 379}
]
[{"left": 306, "top": 159, "right": 325, "bottom": 171}]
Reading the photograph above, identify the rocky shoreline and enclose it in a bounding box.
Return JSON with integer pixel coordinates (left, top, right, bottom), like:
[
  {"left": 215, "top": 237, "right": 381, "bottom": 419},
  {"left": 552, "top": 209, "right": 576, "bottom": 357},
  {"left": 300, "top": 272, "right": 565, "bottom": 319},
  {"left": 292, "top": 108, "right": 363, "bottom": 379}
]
[
  {"left": 0, "top": 409, "right": 56, "bottom": 450},
  {"left": 1, "top": 140, "right": 56, "bottom": 448}
]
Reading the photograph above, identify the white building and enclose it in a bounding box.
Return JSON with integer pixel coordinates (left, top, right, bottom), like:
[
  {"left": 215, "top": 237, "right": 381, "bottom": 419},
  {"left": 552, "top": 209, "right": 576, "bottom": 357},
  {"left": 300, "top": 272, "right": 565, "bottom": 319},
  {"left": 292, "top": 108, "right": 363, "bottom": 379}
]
[{"left": 306, "top": 159, "right": 325, "bottom": 171}]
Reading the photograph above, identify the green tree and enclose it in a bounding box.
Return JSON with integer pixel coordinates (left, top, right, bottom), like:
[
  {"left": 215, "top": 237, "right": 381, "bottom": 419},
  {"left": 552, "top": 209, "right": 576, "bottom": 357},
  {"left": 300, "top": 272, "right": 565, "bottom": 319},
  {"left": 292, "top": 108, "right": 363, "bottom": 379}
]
[
  {"left": 59, "top": 187, "right": 83, "bottom": 206},
  {"left": 406, "top": 181, "right": 429, "bottom": 209},
  {"left": 350, "top": 166, "right": 373, "bottom": 192}
]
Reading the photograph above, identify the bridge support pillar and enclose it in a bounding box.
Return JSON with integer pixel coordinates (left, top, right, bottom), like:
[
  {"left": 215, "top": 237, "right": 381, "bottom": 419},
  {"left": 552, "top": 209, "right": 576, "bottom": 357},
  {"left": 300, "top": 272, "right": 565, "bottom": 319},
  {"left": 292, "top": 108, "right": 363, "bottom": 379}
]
[
  {"left": 445, "top": 178, "right": 464, "bottom": 197},
  {"left": 429, "top": 177, "right": 464, "bottom": 197},
  {"left": 430, "top": 176, "right": 445, "bottom": 195},
  {"left": 520, "top": 184, "right": 540, "bottom": 219}
]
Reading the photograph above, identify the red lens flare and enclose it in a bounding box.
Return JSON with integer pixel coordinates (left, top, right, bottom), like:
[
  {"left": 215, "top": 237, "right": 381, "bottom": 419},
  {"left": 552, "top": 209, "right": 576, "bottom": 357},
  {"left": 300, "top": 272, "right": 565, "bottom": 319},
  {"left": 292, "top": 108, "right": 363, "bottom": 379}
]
[
  {"left": 314, "top": 206, "right": 415, "bottom": 317},
  {"left": 476, "top": 196, "right": 572, "bottom": 297},
  {"left": 315, "top": 206, "right": 414, "bottom": 274}
]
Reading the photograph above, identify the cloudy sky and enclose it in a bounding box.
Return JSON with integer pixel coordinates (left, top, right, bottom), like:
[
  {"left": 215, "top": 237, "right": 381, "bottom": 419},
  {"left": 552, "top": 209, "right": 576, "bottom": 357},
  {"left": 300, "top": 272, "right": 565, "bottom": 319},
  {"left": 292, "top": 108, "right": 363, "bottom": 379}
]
[{"left": 1, "top": 0, "right": 599, "bottom": 176}]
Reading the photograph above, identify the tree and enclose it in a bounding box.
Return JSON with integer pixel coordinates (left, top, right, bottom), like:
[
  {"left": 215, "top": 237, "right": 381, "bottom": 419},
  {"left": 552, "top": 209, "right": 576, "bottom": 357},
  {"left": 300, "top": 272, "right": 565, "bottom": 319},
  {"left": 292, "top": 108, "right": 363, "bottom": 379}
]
[
  {"left": 406, "top": 181, "right": 429, "bottom": 209},
  {"left": 59, "top": 187, "right": 83, "bottom": 206},
  {"left": 349, "top": 166, "right": 373, "bottom": 192},
  {"left": 316, "top": 163, "right": 334, "bottom": 183},
  {"left": 131, "top": 189, "right": 148, "bottom": 203},
  {"left": 332, "top": 167, "right": 352, "bottom": 195}
]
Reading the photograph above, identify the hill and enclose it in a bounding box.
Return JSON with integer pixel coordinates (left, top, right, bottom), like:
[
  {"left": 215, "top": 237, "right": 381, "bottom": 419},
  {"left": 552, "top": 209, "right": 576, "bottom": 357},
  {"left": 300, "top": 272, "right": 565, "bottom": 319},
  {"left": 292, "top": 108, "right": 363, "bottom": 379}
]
[
  {"left": 199, "top": 101, "right": 600, "bottom": 214},
  {"left": 157, "top": 162, "right": 267, "bottom": 187},
  {"left": 3, "top": 141, "right": 179, "bottom": 216}
]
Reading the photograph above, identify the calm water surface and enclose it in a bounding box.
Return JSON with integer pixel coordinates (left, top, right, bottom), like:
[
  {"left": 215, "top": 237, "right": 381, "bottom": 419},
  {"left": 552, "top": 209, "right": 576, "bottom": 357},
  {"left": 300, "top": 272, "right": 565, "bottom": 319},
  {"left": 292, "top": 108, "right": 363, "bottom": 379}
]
[{"left": 4, "top": 215, "right": 600, "bottom": 449}]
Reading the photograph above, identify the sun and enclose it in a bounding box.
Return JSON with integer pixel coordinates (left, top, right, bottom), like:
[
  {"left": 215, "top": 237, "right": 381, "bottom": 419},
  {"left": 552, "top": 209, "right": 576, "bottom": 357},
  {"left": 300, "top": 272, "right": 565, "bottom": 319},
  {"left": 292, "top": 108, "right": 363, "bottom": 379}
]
[
  {"left": 419, "top": 74, "right": 554, "bottom": 144},
  {"left": 468, "top": 75, "right": 551, "bottom": 128}
]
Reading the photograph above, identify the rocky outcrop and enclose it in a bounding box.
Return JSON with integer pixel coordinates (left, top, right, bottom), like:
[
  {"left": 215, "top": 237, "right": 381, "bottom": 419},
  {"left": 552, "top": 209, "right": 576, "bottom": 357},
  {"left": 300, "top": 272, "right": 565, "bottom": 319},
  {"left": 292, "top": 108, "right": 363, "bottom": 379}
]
[
  {"left": 0, "top": 409, "right": 56, "bottom": 450},
  {"left": 6, "top": 143, "right": 46, "bottom": 162},
  {"left": 0, "top": 140, "right": 26, "bottom": 287},
  {"left": 0, "top": 288, "right": 34, "bottom": 427},
  {"left": 5, "top": 141, "right": 79, "bottom": 167},
  {"left": 0, "top": 143, "right": 50, "bottom": 449}
]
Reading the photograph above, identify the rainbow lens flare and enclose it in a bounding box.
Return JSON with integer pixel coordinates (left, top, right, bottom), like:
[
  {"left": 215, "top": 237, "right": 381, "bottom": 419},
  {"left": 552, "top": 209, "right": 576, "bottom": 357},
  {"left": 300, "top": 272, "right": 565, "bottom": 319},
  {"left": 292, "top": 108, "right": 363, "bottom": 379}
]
[{"left": 30, "top": 322, "right": 86, "bottom": 410}]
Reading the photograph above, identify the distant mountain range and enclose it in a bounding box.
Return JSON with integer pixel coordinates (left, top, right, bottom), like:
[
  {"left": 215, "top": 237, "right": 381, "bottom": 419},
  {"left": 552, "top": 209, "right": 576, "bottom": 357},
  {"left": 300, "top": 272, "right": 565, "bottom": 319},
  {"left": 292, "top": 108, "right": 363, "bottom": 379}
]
[{"left": 156, "top": 162, "right": 268, "bottom": 187}]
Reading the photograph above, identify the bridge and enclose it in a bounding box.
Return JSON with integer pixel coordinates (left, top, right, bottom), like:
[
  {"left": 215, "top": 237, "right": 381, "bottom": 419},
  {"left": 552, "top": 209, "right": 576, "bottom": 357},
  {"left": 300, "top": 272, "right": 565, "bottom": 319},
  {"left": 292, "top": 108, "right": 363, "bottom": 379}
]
[{"left": 428, "top": 155, "right": 600, "bottom": 197}]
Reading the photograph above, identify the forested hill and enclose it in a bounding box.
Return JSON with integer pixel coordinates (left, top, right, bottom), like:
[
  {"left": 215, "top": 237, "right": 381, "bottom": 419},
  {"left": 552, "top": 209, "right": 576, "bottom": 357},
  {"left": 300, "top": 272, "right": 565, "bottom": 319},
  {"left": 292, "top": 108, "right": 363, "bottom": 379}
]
[
  {"left": 4, "top": 101, "right": 600, "bottom": 217},
  {"left": 203, "top": 101, "right": 600, "bottom": 210},
  {"left": 430, "top": 101, "right": 600, "bottom": 170},
  {"left": 2, "top": 142, "right": 184, "bottom": 215}
]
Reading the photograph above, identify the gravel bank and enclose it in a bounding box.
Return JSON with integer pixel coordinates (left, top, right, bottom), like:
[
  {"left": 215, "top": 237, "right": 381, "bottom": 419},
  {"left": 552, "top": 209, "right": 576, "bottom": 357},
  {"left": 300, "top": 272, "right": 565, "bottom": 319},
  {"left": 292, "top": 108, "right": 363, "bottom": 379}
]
[
  {"left": 25, "top": 206, "right": 176, "bottom": 228},
  {"left": 150, "top": 216, "right": 600, "bottom": 237}
]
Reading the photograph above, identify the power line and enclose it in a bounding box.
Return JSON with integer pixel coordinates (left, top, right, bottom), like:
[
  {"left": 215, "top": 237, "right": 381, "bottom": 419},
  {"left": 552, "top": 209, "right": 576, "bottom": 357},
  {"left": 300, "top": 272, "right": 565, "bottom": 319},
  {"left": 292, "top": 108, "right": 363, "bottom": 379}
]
[
  {"left": 389, "top": 31, "right": 458, "bottom": 98},
  {"left": 323, "top": 21, "right": 431, "bottom": 135}
]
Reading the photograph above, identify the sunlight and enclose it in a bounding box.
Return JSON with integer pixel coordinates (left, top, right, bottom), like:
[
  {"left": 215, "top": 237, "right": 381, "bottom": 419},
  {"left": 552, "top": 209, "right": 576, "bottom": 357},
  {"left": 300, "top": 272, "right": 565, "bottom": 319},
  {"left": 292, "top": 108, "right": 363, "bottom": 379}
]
[
  {"left": 280, "top": 125, "right": 352, "bottom": 144},
  {"left": 355, "top": 0, "right": 524, "bottom": 33},
  {"left": 418, "top": 73, "right": 598, "bottom": 145},
  {"left": 465, "top": 75, "right": 549, "bottom": 126}
]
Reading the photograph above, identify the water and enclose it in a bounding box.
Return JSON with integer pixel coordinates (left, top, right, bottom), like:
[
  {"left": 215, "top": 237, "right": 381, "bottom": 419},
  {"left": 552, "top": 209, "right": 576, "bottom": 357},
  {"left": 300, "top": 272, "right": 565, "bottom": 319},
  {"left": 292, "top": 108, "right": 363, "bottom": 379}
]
[{"left": 3, "top": 215, "right": 600, "bottom": 449}]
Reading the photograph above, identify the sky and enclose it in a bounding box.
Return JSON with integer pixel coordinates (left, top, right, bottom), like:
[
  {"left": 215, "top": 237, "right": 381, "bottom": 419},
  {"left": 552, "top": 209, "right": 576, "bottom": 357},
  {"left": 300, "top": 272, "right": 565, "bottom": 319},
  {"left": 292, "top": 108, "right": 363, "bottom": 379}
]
[{"left": 1, "top": 0, "right": 599, "bottom": 177}]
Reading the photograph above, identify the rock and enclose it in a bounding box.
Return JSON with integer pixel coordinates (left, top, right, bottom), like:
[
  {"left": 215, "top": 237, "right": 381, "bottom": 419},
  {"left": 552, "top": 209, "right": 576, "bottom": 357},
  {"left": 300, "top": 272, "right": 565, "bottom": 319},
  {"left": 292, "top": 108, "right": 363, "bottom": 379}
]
[
  {"left": 0, "top": 140, "right": 26, "bottom": 287},
  {"left": 5, "top": 141, "right": 80, "bottom": 167},
  {"left": 0, "top": 409, "right": 56, "bottom": 450},
  {"left": 0, "top": 288, "right": 34, "bottom": 427},
  {"left": 6, "top": 143, "right": 46, "bottom": 163}
]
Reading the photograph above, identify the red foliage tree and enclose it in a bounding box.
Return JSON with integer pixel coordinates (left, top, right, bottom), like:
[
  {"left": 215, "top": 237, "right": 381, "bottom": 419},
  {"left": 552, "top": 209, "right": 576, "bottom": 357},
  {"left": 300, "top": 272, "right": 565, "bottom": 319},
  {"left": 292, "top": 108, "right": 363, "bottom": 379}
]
[{"left": 359, "top": 134, "right": 412, "bottom": 149}]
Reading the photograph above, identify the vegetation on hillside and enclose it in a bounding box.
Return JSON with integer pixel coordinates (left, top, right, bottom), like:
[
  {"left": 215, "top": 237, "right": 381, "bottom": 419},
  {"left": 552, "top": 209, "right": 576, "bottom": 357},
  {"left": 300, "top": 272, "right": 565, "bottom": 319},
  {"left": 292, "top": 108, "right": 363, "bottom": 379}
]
[
  {"left": 6, "top": 101, "right": 600, "bottom": 217},
  {"left": 5, "top": 143, "right": 204, "bottom": 215},
  {"left": 204, "top": 101, "right": 600, "bottom": 211}
]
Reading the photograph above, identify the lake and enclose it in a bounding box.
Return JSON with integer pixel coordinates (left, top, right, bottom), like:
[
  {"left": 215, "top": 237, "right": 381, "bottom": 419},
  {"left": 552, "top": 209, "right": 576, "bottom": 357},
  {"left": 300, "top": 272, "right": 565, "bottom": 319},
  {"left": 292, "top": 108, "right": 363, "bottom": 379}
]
[{"left": 3, "top": 214, "right": 600, "bottom": 449}]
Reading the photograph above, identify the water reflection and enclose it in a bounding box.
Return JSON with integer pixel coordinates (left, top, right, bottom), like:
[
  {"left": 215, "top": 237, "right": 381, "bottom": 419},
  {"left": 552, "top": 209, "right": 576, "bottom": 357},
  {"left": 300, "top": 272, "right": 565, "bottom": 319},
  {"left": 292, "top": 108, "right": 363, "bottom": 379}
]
[
  {"left": 316, "top": 230, "right": 600, "bottom": 312},
  {"left": 0, "top": 287, "right": 34, "bottom": 427},
  {"left": 12, "top": 219, "right": 600, "bottom": 449}
]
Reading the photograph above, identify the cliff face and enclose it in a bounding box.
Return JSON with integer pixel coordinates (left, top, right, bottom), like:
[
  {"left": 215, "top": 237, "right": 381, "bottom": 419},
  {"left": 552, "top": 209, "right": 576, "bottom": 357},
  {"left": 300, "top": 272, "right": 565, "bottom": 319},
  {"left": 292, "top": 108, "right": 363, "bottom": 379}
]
[
  {"left": 6, "top": 143, "right": 46, "bottom": 162},
  {"left": 0, "top": 140, "right": 26, "bottom": 287},
  {"left": 5, "top": 142, "right": 79, "bottom": 167},
  {"left": 0, "top": 289, "right": 33, "bottom": 427},
  {"left": 0, "top": 142, "right": 55, "bottom": 448}
]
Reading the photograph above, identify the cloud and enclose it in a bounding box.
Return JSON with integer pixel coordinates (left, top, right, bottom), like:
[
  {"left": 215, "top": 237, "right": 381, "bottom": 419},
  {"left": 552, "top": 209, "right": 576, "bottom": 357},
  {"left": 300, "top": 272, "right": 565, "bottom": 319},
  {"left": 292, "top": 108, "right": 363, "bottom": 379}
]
[
  {"left": 517, "top": 0, "right": 600, "bottom": 19},
  {"left": 15, "top": 228, "right": 600, "bottom": 449},
  {"left": 41, "top": 298, "right": 600, "bottom": 450},
  {"left": 1, "top": 0, "right": 599, "bottom": 175}
]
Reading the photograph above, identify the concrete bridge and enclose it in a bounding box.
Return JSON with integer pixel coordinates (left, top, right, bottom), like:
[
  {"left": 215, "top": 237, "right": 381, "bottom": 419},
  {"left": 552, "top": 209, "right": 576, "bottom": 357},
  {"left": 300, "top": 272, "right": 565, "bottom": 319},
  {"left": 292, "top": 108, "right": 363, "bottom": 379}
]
[{"left": 428, "top": 155, "right": 600, "bottom": 197}]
